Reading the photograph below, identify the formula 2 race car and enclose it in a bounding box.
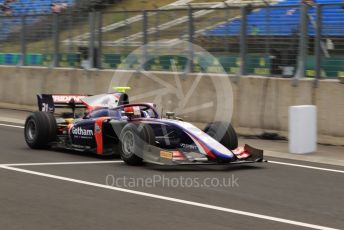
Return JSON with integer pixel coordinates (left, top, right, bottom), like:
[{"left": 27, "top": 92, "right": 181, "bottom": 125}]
[{"left": 24, "top": 87, "right": 264, "bottom": 166}]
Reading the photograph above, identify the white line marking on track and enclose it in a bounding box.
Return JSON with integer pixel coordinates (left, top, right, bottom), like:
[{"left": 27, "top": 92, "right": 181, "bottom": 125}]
[
  {"left": 269, "top": 161, "right": 344, "bottom": 174},
  {"left": 0, "top": 160, "right": 123, "bottom": 167},
  {"left": 0, "top": 123, "right": 24, "bottom": 129},
  {"left": 0, "top": 165, "right": 340, "bottom": 230}
]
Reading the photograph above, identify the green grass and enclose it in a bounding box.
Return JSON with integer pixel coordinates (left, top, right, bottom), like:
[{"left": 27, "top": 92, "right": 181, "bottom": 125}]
[{"left": 104, "top": 0, "right": 176, "bottom": 11}]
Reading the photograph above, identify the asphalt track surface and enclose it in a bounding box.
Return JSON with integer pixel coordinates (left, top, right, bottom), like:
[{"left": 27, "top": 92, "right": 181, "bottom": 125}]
[{"left": 0, "top": 123, "right": 343, "bottom": 230}]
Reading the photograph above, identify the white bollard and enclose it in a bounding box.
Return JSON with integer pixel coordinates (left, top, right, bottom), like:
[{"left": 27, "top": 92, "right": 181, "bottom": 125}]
[{"left": 289, "top": 105, "right": 317, "bottom": 154}]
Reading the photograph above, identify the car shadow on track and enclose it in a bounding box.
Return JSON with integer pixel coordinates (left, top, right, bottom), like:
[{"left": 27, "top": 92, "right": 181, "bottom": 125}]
[
  {"left": 145, "top": 164, "right": 266, "bottom": 172},
  {"left": 17, "top": 147, "right": 122, "bottom": 160},
  {"left": 17, "top": 147, "right": 265, "bottom": 171},
  {"left": 52, "top": 149, "right": 121, "bottom": 160}
]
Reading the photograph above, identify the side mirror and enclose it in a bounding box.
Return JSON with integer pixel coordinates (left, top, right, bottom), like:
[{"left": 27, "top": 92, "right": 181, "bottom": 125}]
[{"left": 166, "top": 112, "right": 175, "bottom": 119}]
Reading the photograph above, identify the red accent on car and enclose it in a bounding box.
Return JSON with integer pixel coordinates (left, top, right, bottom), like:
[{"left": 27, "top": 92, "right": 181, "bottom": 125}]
[
  {"left": 198, "top": 140, "right": 216, "bottom": 159},
  {"left": 187, "top": 132, "right": 217, "bottom": 159},
  {"left": 183, "top": 134, "right": 215, "bottom": 159},
  {"left": 172, "top": 151, "right": 186, "bottom": 161},
  {"left": 232, "top": 146, "right": 251, "bottom": 159},
  {"left": 52, "top": 94, "right": 87, "bottom": 103},
  {"left": 94, "top": 117, "right": 109, "bottom": 155}
]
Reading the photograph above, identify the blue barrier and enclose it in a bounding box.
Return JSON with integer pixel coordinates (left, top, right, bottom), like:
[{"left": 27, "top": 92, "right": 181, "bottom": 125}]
[
  {"left": 0, "top": 0, "right": 75, "bottom": 40},
  {"left": 206, "top": 0, "right": 344, "bottom": 36}
]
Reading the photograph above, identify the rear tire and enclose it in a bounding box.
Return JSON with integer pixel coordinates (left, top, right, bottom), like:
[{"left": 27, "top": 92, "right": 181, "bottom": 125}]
[
  {"left": 119, "top": 123, "right": 155, "bottom": 166},
  {"left": 204, "top": 122, "right": 238, "bottom": 150},
  {"left": 24, "top": 112, "right": 57, "bottom": 149}
]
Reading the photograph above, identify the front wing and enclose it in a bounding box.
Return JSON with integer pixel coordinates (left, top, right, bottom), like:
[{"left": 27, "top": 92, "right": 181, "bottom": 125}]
[{"left": 142, "top": 144, "right": 265, "bottom": 166}]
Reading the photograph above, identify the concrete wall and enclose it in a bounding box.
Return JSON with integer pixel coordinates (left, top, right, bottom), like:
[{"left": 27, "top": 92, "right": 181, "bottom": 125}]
[{"left": 0, "top": 66, "right": 343, "bottom": 144}]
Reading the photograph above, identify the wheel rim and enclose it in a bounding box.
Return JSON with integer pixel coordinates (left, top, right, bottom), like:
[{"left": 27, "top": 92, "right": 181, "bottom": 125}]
[
  {"left": 26, "top": 120, "right": 36, "bottom": 141},
  {"left": 122, "top": 131, "right": 135, "bottom": 157}
]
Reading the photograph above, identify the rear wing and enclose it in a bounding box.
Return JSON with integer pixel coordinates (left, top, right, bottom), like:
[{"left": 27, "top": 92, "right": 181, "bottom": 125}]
[{"left": 37, "top": 94, "right": 88, "bottom": 113}]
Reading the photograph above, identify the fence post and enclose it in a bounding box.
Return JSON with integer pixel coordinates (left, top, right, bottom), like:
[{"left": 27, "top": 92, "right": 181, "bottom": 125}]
[
  {"left": 314, "top": 4, "right": 322, "bottom": 87},
  {"left": 123, "top": 10, "right": 129, "bottom": 55},
  {"left": 88, "top": 11, "right": 95, "bottom": 69},
  {"left": 19, "top": 15, "right": 26, "bottom": 66},
  {"left": 52, "top": 13, "right": 60, "bottom": 67},
  {"left": 293, "top": 4, "right": 308, "bottom": 84},
  {"left": 223, "top": 3, "right": 230, "bottom": 54},
  {"left": 187, "top": 5, "right": 194, "bottom": 73},
  {"left": 142, "top": 10, "right": 148, "bottom": 70},
  {"left": 154, "top": 7, "right": 160, "bottom": 42},
  {"left": 265, "top": 4, "right": 271, "bottom": 76},
  {"left": 96, "top": 11, "right": 103, "bottom": 69},
  {"left": 239, "top": 6, "right": 247, "bottom": 77}
]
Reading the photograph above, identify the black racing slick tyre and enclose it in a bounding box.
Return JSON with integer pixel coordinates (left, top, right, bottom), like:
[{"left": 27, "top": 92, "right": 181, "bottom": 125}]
[
  {"left": 119, "top": 123, "right": 155, "bottom": 166},
  {"left": 204, "top": 122, "right": 238, "bottom": 150},
  {"left": 24, "top": 111, "right": 57, "bottom": 149}
]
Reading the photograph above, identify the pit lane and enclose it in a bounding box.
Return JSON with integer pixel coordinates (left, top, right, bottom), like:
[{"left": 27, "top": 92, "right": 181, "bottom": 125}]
[{"left": 0, "top": 124, "right": 343, "bottom": 230}]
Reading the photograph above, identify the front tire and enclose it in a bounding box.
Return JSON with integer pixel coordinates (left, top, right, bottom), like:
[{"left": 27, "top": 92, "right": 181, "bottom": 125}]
[
  {"left": 24, "top": 112, "right": 57, "bottom": 149},
  {"left": 204, "top": 121, "right": 238, "bottom": 150},
  {"left": 119, "top": 123, "right": 155, "bottom": 166}
]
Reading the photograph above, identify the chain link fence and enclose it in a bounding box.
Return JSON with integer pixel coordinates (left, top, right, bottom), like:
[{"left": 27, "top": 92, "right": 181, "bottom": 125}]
[{"left": 0, "top": 2, "right": 343, "bottom": 80}]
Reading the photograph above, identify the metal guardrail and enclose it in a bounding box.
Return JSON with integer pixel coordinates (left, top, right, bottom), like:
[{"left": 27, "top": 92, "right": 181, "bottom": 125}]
[{"left": 0, "top": 3, "right": 343, "bottom": 82}]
